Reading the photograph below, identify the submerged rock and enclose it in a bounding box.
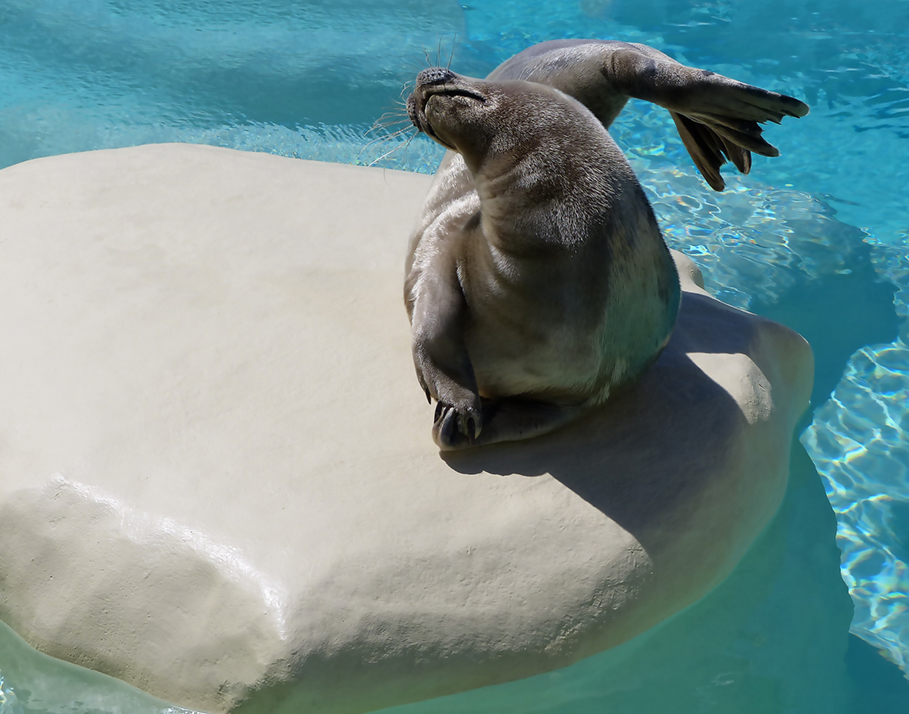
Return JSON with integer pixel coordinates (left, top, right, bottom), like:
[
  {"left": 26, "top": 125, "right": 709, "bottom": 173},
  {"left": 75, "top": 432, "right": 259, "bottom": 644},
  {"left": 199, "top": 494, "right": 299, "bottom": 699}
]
[{"left": 0, "top": 144, "right": 812, "bottom": 713}]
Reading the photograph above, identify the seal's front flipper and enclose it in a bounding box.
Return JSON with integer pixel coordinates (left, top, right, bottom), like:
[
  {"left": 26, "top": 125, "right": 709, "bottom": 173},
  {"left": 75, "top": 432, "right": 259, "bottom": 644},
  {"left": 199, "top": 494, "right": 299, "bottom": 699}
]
[
  {"left": 612, "top": 44, "right": 809, "bottom": 190},
  {"left": 413, "top": 316, "right": 483, "bottom": 449},
  {"left": 439, "top": 398, "right": 580, "bottom": 451},
  {"left": 407, "top": 247, "right": 483, "bottom": 449}
]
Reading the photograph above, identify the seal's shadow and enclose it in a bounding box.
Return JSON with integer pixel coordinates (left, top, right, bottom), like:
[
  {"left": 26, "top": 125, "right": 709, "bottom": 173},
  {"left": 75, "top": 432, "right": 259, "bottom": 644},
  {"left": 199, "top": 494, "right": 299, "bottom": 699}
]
[{"left": 440, "top": 291, "right": 760, "bottom": 553}]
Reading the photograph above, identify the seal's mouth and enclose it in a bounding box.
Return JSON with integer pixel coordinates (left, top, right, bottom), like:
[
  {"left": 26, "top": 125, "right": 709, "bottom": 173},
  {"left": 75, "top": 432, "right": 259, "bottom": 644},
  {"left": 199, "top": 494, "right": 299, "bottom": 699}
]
[{"left": 406, "top": 67, "right": 486, "bottom": 151}]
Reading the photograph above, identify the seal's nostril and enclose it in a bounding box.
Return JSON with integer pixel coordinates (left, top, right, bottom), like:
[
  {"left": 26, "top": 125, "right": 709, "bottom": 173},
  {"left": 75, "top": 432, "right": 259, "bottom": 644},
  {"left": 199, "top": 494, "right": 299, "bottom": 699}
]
[{"left": 416, "top": 67, "right": 455, "bottom": 86}]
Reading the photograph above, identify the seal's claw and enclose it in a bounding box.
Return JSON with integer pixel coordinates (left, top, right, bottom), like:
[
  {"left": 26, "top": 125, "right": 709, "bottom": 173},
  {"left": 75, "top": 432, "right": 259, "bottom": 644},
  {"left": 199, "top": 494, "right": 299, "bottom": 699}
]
[
  {"left": 431, "top": 400, "right": 484, "bottom": 450},
  {"left": 467, "top": 414, "right": 480, "bottom": 441},
  {"left": 466, "top": 409, "right": 482, "bottom": 440},
  {"left": 433, "top": 405, "right": 462, "bottom": 449}
]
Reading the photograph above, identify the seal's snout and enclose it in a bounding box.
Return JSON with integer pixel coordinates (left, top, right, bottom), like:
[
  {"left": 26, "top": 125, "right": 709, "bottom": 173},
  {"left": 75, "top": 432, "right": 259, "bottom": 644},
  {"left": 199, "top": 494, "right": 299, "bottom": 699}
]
[
  {"left": 408, "top": 68, "right": 457, "bottom": 133},
  {"left": 415, "top": 67, "right": 456, "bottom": 87},
  {"left": 406, "top": 66, "right": 486, "bottom": 149}
]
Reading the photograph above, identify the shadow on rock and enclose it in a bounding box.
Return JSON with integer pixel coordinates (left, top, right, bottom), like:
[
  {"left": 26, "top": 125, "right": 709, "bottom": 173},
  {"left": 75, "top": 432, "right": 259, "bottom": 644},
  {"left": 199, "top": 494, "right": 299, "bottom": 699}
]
[{"left": 380, "top": 444, "right": 860, "bottom": 714}]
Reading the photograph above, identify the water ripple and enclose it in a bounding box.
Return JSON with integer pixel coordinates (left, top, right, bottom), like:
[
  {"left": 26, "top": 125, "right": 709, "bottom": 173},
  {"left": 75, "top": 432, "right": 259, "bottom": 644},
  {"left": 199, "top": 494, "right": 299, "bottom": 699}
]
[{"left": 802, "top": 341, "right": 909, "bottom": 671}]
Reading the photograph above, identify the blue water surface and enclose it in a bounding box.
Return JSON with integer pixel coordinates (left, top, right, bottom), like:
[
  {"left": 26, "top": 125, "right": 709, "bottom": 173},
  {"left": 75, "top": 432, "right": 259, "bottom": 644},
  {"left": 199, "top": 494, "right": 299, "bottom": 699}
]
[{"left": 1, "top": 0, "right": 908, "bottom": 712}]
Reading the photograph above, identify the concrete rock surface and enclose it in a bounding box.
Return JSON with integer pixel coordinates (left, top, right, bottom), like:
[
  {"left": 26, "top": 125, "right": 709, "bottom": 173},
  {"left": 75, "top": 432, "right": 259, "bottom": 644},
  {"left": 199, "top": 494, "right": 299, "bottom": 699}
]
[{"left": 0, "top": 144, "right": 812, "bottom": 713}]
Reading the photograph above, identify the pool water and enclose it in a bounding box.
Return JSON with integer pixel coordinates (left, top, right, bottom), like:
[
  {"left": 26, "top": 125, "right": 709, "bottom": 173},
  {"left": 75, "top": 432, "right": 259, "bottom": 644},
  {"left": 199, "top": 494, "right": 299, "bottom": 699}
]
[{"left": 1, "top": 0, "right": 908, "bottom": 711}]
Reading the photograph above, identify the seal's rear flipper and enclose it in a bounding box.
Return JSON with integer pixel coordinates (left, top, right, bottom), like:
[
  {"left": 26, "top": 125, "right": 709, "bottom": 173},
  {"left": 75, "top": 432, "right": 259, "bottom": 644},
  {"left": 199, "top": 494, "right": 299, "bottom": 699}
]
[
  {"left": 614, "top": 44, "right": 809, "bottom": 191},
  {"left": 665, "top": 88, "right": 804, "bottom": 190},
  {"left": 669, "top": 111, "right": 755, "bottom": 191},
  {"left": 486, "top": 39, "right": 808, "bottom": 192}
]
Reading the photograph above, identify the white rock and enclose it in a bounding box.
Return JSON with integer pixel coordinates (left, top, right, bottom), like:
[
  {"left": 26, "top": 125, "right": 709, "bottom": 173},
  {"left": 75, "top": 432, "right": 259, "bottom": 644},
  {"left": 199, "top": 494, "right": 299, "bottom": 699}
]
[{"left": 0, "top": 144, "right": 812, "bottom": 713}]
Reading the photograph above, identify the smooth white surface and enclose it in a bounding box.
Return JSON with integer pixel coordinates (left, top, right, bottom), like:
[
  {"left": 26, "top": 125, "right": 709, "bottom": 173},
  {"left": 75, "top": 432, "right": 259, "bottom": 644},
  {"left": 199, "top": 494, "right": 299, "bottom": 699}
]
[{"left": 0, "top": 144, "right": 812, "bottom": 713}]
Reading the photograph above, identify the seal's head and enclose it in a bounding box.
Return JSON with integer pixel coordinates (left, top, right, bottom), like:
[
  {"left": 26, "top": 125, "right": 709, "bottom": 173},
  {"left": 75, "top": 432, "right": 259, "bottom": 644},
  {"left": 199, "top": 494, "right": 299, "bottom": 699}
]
[
  {"left": 407, "top": 67, "right": 600, "bottom": 177},
  {"left": 407, "top": 67, "right": 496, "bottom": 169}
]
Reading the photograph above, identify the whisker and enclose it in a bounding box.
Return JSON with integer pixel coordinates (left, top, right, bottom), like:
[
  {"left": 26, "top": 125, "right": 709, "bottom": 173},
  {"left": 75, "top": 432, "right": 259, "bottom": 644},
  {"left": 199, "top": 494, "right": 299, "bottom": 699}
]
[
  {"left": 367, "top": 115, "right": 410, "bottom": 134},
  {"left": 447, "top": 35, "right": 460, "bottom": 70},
  {"left": 372, "top": 109, "right": 409, "bottom": 125},
  {"left": 361, "top": 134, "right": 396, "bottom": 155},
  {"left": 371, "top": 119, "right": 410, "bottom": 132},
  {"left": 366, "top": 122, "right": 402, "bottom": 138},
  {"left": 367, "top": 133, "right": 418, "bottom": 167},
  {"left": 400, "top": 81, "right": 415, "bottom": 101},
  {"left": 359, "top": 124, "right": 413, "bottom": 162},
  {"left": 374, "top": 104, "right": 410, "bottom": 122},
  {"left": 375, "top": 126, "right": 414, "bottom": 144},
  {"left": 363, "top": 110, "right": 415, "bottom": 146},
  {"left": 368, "top": 122, "right": 411, "bottom": 139}
]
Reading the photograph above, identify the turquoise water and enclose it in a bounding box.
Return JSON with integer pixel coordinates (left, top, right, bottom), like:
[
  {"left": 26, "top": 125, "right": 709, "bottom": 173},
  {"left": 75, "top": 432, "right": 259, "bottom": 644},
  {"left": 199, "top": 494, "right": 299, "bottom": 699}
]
[{"left": 2, "top": 0, "right": 909, "bottom": 711}]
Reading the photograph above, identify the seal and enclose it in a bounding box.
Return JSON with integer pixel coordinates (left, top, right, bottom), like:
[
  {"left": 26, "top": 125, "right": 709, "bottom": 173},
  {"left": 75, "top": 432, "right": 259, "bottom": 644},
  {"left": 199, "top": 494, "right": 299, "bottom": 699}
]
[{"left": 405, "top": 39, "right": 809, "bottom": 450}]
